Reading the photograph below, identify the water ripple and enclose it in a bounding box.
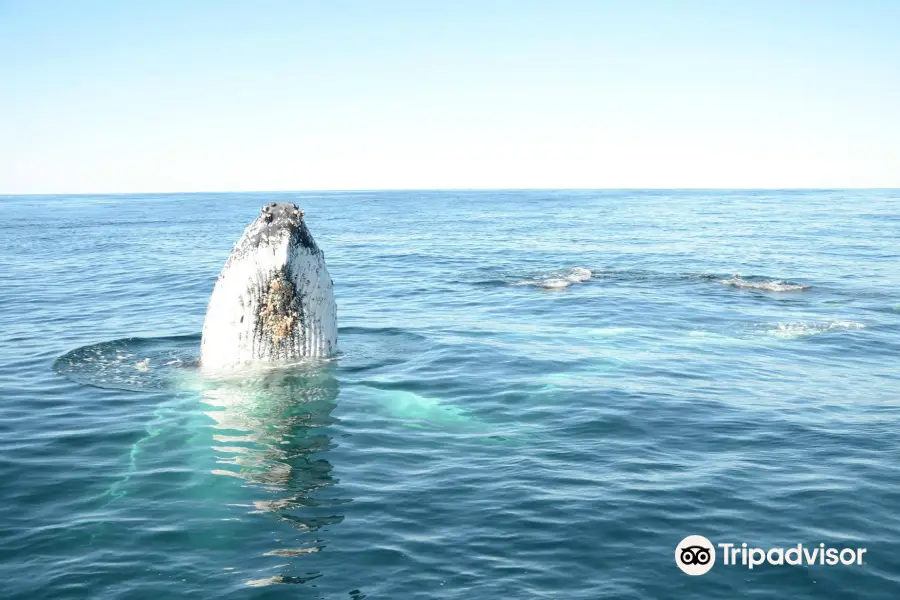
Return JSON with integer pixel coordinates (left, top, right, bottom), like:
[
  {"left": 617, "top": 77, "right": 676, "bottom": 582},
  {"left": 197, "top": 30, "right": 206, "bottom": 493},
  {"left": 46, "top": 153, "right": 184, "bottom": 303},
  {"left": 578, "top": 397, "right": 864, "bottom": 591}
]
[{"left": 2, "top": 190, "right": 899, "bottom": 598}]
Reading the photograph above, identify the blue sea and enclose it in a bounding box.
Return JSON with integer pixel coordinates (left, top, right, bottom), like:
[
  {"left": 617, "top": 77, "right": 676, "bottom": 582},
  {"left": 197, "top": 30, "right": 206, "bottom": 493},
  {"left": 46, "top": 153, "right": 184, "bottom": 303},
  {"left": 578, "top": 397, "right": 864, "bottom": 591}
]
[{"left": 1, "top": 190, "right": 899, "bottom": 599}]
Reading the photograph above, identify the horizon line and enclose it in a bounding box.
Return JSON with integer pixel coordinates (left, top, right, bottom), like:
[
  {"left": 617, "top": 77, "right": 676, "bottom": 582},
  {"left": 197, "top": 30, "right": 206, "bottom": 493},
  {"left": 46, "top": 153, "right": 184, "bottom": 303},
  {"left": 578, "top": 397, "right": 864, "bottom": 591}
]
[{"left": 2, "top": 186, "right": 898, "bottom": 198}]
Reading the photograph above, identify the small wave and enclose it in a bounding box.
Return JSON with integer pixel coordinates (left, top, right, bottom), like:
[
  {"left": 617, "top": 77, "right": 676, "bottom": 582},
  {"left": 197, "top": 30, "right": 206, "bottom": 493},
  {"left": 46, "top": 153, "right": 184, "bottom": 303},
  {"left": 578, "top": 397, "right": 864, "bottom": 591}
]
[
  {"left": 513, "top": 267, "right": 592, "bottom": 289},
  {"left": 763, "top": 320, "right": 865, "bottom": 339},
  {"left": 720, "top": 275, "right": 810, "bottom": 292}
]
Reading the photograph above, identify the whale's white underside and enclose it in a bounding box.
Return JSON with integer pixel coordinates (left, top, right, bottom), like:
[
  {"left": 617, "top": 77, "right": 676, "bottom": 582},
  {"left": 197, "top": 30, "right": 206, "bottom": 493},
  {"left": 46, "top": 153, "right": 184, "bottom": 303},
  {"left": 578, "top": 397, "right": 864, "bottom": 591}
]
[{"left": 200, "top": 209, "right": 337, "bottom": 370}]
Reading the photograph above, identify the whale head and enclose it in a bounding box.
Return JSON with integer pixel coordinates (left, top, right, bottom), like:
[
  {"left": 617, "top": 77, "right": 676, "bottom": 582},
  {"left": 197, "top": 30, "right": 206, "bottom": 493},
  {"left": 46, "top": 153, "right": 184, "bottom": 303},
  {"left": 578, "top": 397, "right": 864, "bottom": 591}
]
[{"left": 200, "top": 202, "right": 337, "bottom": 370}]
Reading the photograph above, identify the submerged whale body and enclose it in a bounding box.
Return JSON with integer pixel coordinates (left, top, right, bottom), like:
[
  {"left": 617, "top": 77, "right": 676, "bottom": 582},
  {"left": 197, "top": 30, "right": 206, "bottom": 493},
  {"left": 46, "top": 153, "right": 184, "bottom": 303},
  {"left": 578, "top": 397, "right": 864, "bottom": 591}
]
[{"left": 200, "top": 202, "right": 337, "bottom": 369}]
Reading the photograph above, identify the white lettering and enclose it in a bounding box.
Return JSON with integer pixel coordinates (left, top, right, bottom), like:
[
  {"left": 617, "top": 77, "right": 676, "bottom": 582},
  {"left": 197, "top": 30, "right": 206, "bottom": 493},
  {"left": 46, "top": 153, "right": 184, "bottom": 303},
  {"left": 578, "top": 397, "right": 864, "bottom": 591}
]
[
  {"left": 748, "top": 548, "right": 766, "bottom": 569},
  {"left": 685, "top": 540, "right": 868, "bottom": 571},
  {"left": 718, "top": 543, "right": 734, "bottom": 565},
  {"left": 785, "top": 544, "right": 803, "bottom": 566}
]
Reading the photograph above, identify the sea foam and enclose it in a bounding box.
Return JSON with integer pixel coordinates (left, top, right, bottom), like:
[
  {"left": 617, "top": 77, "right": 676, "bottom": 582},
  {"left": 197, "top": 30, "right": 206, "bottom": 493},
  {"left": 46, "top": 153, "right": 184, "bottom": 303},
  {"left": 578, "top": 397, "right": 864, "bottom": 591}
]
[
  {"left": 720, "top": 275, "right": 810, "bottom": 292},
  {"left": 763, "top": 320, "right": 865, "bottom": 339},
  {"left": 513, "top": 267, "right": 593, "bottom": 289}
]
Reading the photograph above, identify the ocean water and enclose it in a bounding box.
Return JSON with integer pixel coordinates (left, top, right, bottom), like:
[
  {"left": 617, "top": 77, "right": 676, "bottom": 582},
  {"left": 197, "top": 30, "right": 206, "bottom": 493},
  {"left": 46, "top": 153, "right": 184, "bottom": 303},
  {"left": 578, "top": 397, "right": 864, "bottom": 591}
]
[{"left": 1, "top": 190, "right": 899, "bottom": 599}]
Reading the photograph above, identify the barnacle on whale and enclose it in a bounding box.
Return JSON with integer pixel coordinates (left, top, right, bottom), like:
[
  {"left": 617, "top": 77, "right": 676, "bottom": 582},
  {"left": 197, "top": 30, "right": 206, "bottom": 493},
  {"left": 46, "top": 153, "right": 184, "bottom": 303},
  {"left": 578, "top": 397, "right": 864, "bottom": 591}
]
[{"left": 259, "top": 271, "right": 301, "bottom": 343}]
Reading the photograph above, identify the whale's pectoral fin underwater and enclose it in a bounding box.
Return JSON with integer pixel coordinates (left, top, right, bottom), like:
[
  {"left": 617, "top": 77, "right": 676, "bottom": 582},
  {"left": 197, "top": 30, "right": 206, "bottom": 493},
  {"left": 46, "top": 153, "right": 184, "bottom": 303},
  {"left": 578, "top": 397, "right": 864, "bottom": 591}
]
[{"left": 200, "top": 202, "right": 337, "bottom": 369}]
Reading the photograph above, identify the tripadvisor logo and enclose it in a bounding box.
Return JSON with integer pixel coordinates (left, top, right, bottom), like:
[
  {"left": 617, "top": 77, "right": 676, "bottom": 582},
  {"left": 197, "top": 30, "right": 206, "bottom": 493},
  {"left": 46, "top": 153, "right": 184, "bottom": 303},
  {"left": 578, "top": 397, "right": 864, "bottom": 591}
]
[
  {"left": 675, "top": 535, "right": 716, "bottom": 575},
  {"left": 675, "top": 536, "right": 867, "bottom": 575}
]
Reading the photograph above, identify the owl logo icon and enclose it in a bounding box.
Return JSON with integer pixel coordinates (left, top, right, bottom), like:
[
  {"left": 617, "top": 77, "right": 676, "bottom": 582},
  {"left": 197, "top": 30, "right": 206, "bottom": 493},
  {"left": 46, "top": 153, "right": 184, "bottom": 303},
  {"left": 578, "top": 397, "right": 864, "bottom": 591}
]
[{"left": 675, "top": 535, "right": 716, "bottom": 575}]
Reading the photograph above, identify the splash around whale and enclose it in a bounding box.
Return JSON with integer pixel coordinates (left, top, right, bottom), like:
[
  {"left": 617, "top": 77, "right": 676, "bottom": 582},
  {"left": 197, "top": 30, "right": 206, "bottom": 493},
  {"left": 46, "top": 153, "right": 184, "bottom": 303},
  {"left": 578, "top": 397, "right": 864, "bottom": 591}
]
[{"left": 200, "top": 202, "right": 337, "bottom": 370}]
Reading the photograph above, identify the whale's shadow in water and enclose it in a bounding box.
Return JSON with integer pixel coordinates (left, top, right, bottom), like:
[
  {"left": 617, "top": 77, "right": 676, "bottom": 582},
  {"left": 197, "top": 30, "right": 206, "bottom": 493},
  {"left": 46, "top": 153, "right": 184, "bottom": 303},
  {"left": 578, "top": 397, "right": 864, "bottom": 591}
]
[
  {"left": 53, "top": 326, "right": 459, "bottom": 589},
  {"left": 196, "top": 365, "right": 353, "bottom": 587},
  {"left": 198, "top": 366, "right": 344, "bottom": 517},
  {"left": 53, "top": 335, "right": 359, "bottom": 587}
]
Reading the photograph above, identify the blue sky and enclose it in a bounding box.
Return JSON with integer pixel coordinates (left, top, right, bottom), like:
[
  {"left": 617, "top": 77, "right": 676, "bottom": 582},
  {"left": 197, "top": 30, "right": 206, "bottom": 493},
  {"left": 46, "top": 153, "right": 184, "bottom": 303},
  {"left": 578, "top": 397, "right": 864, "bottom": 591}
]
[{"left": 1, "top": 0, "right": 898, "bottom": 193}]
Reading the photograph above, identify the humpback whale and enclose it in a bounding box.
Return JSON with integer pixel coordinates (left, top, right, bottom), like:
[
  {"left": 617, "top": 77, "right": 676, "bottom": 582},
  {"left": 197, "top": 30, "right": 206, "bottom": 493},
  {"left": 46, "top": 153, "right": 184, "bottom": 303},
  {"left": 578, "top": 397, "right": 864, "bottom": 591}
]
[{"left": 200, "top": 202, "right": 337, "bottom": 369}]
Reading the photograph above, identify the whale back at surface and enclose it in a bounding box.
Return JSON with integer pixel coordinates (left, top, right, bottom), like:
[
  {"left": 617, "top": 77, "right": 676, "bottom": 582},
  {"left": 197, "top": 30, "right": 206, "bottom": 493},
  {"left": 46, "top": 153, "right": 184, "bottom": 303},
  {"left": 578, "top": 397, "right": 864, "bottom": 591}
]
[{"left": 200, "top": 203, "right": 337, "bottom": 369}]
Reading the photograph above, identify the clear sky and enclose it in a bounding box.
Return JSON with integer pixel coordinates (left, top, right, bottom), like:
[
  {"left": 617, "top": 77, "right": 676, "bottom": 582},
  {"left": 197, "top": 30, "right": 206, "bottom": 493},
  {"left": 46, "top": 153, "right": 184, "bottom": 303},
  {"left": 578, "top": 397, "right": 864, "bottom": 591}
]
[{"left": 1, "top": 0, "right": 898, "bottom": 193}]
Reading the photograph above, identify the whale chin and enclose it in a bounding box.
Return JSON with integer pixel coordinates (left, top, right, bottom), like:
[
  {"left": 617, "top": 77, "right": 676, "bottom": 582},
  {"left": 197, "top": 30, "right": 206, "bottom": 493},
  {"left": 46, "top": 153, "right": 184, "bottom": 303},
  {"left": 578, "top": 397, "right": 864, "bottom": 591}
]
[{"left": 199, "top": 202, "right": 337, "bottom": 370}]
